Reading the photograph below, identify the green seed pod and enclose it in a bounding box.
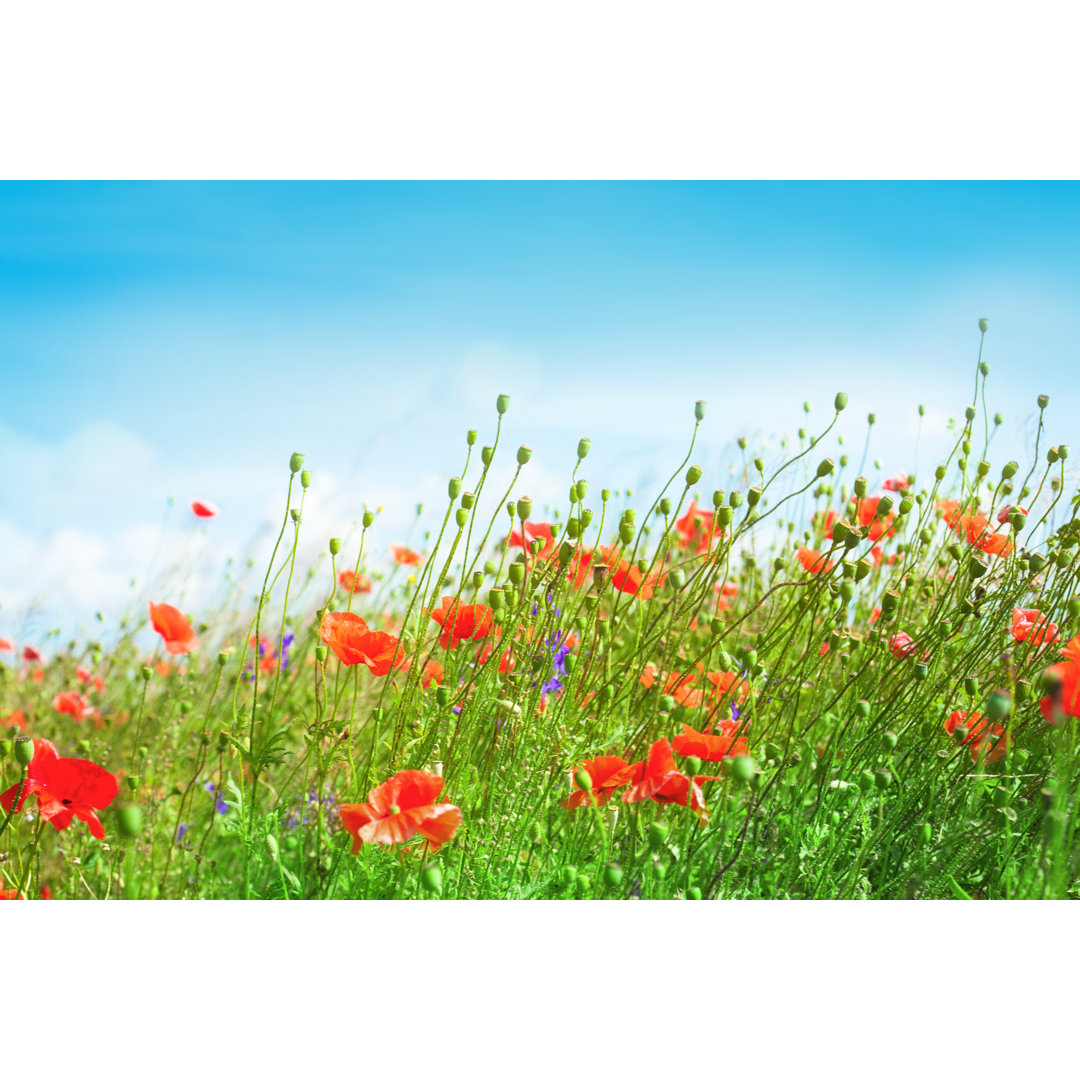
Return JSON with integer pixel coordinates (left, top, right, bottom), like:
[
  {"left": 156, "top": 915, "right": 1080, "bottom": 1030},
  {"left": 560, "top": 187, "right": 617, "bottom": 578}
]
[
  {"left": 979, "top": 361, "right": 990, "bottom": 377},
  {"left": 882, "top": 731, "right": 898, "bottom": 751},
  {"left": 603, "top": 863, "right": 624, "bottom": 888},
  {"left": 881, "top": 590, "right": 899, "bottom": 615},
  {"left": 855, "top": 700, "right": 870, "bottom": 718},
  {"left": 978, "top": 317, "right": 989, "bottom": 333},
  {"left": 969, "top": 556, "right": 988, "bottom": 578},
  {"left": 1028, "top": 553, "right": 1047, "bottom": 573},
  {"left": 328, "top": 537, "right": 342, "bottom": 556},
  {"left": 362, "top": 511, "right": 375, "bottom": 529},
  {"left": 686, "top": 465, "right": 703, "bottom": 487},
  {"left": 746, "top": 486, "right": 762, "bottom": 508},
  {"left": 952, "top": 724, "right": 969, "bottom": 744},
  {"left": 964, "top": 676, "right": 979, "bottom": 696},
  {"left": 658, "top": 497, "right": 672, "bottom": 517},
  {"left": 753, "top": 456, "right": 765, "bottom": 474},
  {"left": 647, "top": 821, "right": 669, "bottom": 850},
  {"left": 420, "top": 864, "right": 443, "bottom": 894},
  {"left": 471, "top": 571, "right": 484, "bottom": 590},
  {"left": 300, "top": 469, "right": 313, "bottom": 491},
  {"left": 577, "top": 437, "right": 591, "bottom": 460},
  {"left": 560, "top": 865, "right": 578, "bottom": 886},
  {"left": 516, "top": 445, "right": 532, "bottom": 466},
  {"left": 574, "top": 874, "right": 591, "bottom": 896},
  {"left": 507, "top": 563, "right": 524, "bottom": 586},
  {"left": 619, "top": 522, "right": 635, "bottom": 545},
  {"left": 854, "top": 558, "right": 872, "bottom": 582},
  {"left": 682, "top": 755, "right": 703, "bottom": 777},
  {"left": 516, "top": 496, "right": 533, "bottom": 521},
  {"left": 1059, "top": 444, "right": 1070, "bottom": 461},
  {"left": 1001, "top": 460, "right": 1018, "bottom": 480},
  {"left": 496, "top": 393, "right": 511, "bottom": 415},
  {"left": 686, "top": 886, "right": 703, "bottom": 900},
  {"left": 574, "top": 480, "right": 589, "bottom": 502},
  {"left": 920, "top": 822, "right": 932, "bottom": 843},
  {"left": 994, "top": 413, "right": 1004, "bottom": 426},
  {"left": 667, "top": 569, "right": 686, "bottom": 592},
  {"left": 117, "top": 804, "right": 143, "bottom": 838},
  {"left": 315, "top": 645, "right": 328, "bottom": 664},
  {"left": 480, "top": 446, "right": 495, "bottom": 467},
  {"left": 290, "top": 508, "right": 300, "bottom": 524},
  {"left": 867, "top": 413, "right": 877, "bottom": 426},
  {"left": 935, "top": 465, "right": 946, "bottom": 481},
  {"left": 461, "top": 492, "right": 476, "bottom": 511},
  {"left": 816, "top": 457, "right": 835, "bottom": 478},
  {"left": 436, "top": 686, "right": 451, "bottom": 707},
  {"left": 834, "top": 391, "right": 848, "bottom": 412},
  {"left": 985, "top": 691, "right": 1010, "bottom": 724},
  {"left": 829, "top": 811, "right": 841, "bottom": 827},
  {"left": 141, "top": 665, "right": 152, "bottom": 681},
  {"left": 574, "top": 768, "right": 593, "bottom": 791},
  {"left": 716, "top": 506, "right": 733, "bottom": 527},
  {"left": 964, "top": 406, "right": 976, "bottom": 422},
  {"left": 727, "top": 755, "right": 755, "bottom": 784},
  {"left": 729, "top": 490, "right": 744, "bottom": 509},
  {"left": 1038, "top": 394, "right": 1049, "bottom": 410},
  {"left": 466, "top": 429, "right": 478, "bottom": 446},
  {"left": 565, "top": 519, "right": 581, "bottom": 540},
  {"left": 654, "top": 864, "right": 668, "bottom": 881},
  {"left": 858, "top": 770, "right": 876, "bottom": 792},
  {"left": 919, "top": 527, "right": 932, "bottom": 545},
  {"left": 488, "top": 587, "right": 505, "bottom": 609},
  {"left": 840, "top": 581, "right": 856, "bottom": 603},
  {"left": 14, "top": 736, "right": 35, "bottom": 767},
  {"left": 448, "top": 477, "right": 463, "bottom": 500},
  {"left": 455, "top": 508, "right": 469, "bottom": 528},
  {"left": 289, "top": 451, "right": 305, "bottom": 473},
  {"left": 695, "top": 400, "right": 707, "bottom": 422},
  {"left": 898, "top": 497, "right": 913, "bottom": 516},
  {"left": 913, "top": 662, "right": 929, "bottom": 680}
]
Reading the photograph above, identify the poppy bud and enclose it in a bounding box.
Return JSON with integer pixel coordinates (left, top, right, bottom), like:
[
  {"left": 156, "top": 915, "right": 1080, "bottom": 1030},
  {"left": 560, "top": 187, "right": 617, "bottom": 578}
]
[
  {"left": 563, "top": 654, "right": 577, "bottom": 674},
  {"left": 448, "top": 477, "right": 463, "bottom": 500},
  {"left": 952, "top": 724, "right": 969, "bottom": 745},
  {"left": 1038, "top": 394, "right": 1049, "bottom": 410},
  {"left": 857, "top": 769, "right": 875, "bottom": 792},
  {"left": 874, "top": 770, "right": 892, "bottom": 790},
  {"left": 1059, "top": 444, "right": 1071, "bottom": 461},
  {"left": 481, "top": 446, "right": 495, "bottom": 467},
  {"left": 14, "top": 736, "right": 34, "bottom": 766},
  {"left": 1029, "top": 553, "right": 1046, "bottom": 573},
  {"left": 315, "top": 645, "right": 327, "bottom": 664},
  {"left": 580, "top": 509, "right": 593, "bottom": 529},
  {"left": 619, "top": 522, "right": 635, "bottom": 545},
  {"left": 516, "top": 446, "right": 532, "bottom": 467},
  {"left": 686, "top": 465, "right": 703, "bottom": 487},
  {"left": 117, "top": 804, "right": 142, "bottom": 838},
  {"left": 727, "top": 755, "right": 755, "bottom": 784},
  {"left": 834, "top": 392, "right": 848, "bottom": 412},
  {"left": 299, "top": 470, "right": 313, "bottom": 492},
  {"left": 508, "top": 563, "right": 525, "bottom": 586},
  {"left": 436, "top": 686, "right": 451, "bottom": 707},
  {"left": 574, "top": 480, "right": 588, "bottom": 502},
  {"left": 816, "top": 457, "right": 835, "bottom": 478},
  {"left": 496, "top": 393, "right": 510, "bottom": 415},
  {"left": 994, "top": 412, "right": 1004, "bottom": 426},
  {"left": 560, "top": 865, "right": 578, "bottom": 886},
  {"left": 913, "top": 662, "right": 928, "bottom": 680},
  {"left": 455, "top": 508, "right": 469, "bottom": 528},
  {"left": 647, "top": 821, "right": 669, "bottom": 850},
  {"left": 329, "top": 538, "right": 342, "bottom": 556},
  {"left": 516, "top": 497, "right": 533, "bottom": 521},
  {"left": 729, "top": 491, "right": 744, "bottom": 509},
  {"left": 289, "top": 452, "right": 304, "bottom": 474},
  {"left": 918, "top": 527, "right": 932, "bottom": 545},
  {"left": 461, "top": 492, "right": 476, "bottom": 510},
  {"left": 935, "top": 465, "right": 946, "bottom": 481},
  {"left": 855, "top": 700, "right": 870, "bottom": 718},
  {"left": 565, "top": 519, "right": 581, "bottom": 540},
  {"left": 682, "top": 755, "right": 703, "bottom": 777},
  {"left": 979, "top": 358, "right": 991, "bottom": 376},
  {"left": 574, "top": 874, "right": 592, "bottom": 896},
  {"left": 876, "top": 495, "right": 893, "bottom": 517},
  {"left": 575, "top": 436, "right": 592, "bottom": 461},
  {"left": 986, "top": 691, "right": 1010, "bottom": 723},
  {"left": 853, "top": 476, "right": 868, "bottom": 499},
  {"left": 362, "top": 511, "right": 375, "bottom": 529},
  {"left": 574, "top": 768, "right": 593, "bottom": 791},
  {"left": 141, "top": 665, "right": 152, "bottom": 681},
  {"left": 603, "top": 862, "right": 624, "bottom": 888},
  {"left": 746, "top": 486, "right": 761, "bottom": 508},
  {"left": 667, "top": 569, "right": 686, "bottom": 592},
  {"left": 753, "top": 456, "right": 765, "bottom": 474},
  {"left": 658, "top": 497, "right": 672, "bottom": 517},
  {"left": 840, "top": 581, "right": 856, "bottom": 603},
  {"left": 882, "top": 731, "right": 898, "bottom": 750}
]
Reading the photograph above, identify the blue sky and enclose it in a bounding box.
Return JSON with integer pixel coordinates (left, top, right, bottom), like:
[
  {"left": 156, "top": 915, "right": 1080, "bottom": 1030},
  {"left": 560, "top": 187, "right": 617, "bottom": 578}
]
[{"left": 1, "top": 182, "right": 1078, "bottom": 643}]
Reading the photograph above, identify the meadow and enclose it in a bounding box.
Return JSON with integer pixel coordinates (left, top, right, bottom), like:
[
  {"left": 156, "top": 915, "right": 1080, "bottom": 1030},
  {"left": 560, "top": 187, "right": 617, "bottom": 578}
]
[{"left": 2, "top": 322, "right": 1078, "bottom": 901}]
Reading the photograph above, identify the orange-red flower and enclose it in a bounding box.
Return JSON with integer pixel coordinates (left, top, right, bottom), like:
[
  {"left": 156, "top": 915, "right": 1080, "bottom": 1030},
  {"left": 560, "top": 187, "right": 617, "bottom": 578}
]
[
  {"left": 75, "top": 665, "right": 105, "bottom": 692},
  {"left": 997, "top": 504, "right": 1027, "bottom": 525},
  {"left": 938, "top": 501, "right": 1012, "bottom": 558},
  {"left": 22, "top": 646, "right": 42, "bottom": 663},
  {"left": 509, "top": 521, "right": 556, "bottom": 558},
  {"left": 1011, "top": 607, "right": 1058, "bottom": 648},
  {"left": 339, "top": 569, "right": 373, "bottom": 595},
  {"left": 149, "top": 601, "right": 200, "bottom": 656},
  {"left": 622, "top": 738, "right": 721, "bottom": 824},
  {"left": 565, "top": 547, "right": 594, "bottom": 589},
  {"left": 672, "top": 722, "right": 748, "bottom": 762},
  {"left": 599, "top": 546, "right": 666, "bottom": 600},
  {"left": 883, "top": 473, "right": 910, "bottom": 493},
  {"left": 421, "top": 660, "right": 444, "bottom": 688},
  {"left": 190, "top": 500, "right": 220, "bottom": 518},
  {"left": 797, "top": 547, "right": 834, "bottom": 574},
  {"left": 0, "top": 638, "right": 12, "bottom": 652},
  {"left": 428, "top": 596, "right": 494, "bottom": 649},
  {"left": 888, "top": 632, "right": 919, "bottom": 659},
  {"left": 53, "top": 691, "right": 94, "bottom": 722},
  {"left": 391, "top": 545, "right": 422, "bottom": 566},
  {"left": 675, "top": 501, "right": 724, "bottom": 555},
  {"left": 944, "top": 709, "right": 1011, "bottom": 764},
  {"left": 0, "top": 738, "right": 118, "bottom": 840},
  {"left": 1039, "top": 634, "right": 1080, "bottom": 724},
  {"left": 319, "top": 611, "right": 405, "bottom": 675},
  {"left": 851, "top": 496, "right": 895, "bottom": 542},
  {"left": 338, "top": 769, "right": 462, "bottom": 853},
  {"left": 562, "top": 756, "right": 639, "bottom": 810}
]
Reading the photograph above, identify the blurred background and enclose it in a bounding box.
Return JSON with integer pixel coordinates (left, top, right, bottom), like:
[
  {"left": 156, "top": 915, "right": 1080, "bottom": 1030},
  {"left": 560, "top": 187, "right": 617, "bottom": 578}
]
[{"left": 2, "top": 181, "right": 1078, "bottom": 645}]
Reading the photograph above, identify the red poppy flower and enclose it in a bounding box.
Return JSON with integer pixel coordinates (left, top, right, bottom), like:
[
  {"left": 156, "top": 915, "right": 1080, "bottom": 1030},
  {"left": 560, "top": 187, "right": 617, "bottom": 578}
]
[
  {"left": 428, "top": 596, "right": 494, "bottom": 649},
  {"left": 4, "top": 709, "right": 28, "bottom": 731},
  {"left": 851, "top": 496, "right": 895, "bottom": 542},
  {"left": 75, "top": 666, "right": 105, "bottom": 692},
  {"left": 319, "top": 611, "right": 405, "bottom": 675},
  {"left": 421, "top": 660, "right": 444, "bottom": 688},
  {"left": 675, "top": 501, "right": 724, "bottom": 555},
  {"left": 40, "top": 885, "right": 53, "bottom": 900},
  {"left": 53, "top": 691, "right": 94, "bottom": 722},
  {"left": 565, "top": 547, "right": 594, "bottom": 589},
  {"left": 22, "top": 646, "right": 42, "bottom": 663},
  {"left": 338, "top": 769, "right": 462, "bottom": 853},
  {"left": 391, "top": 545, "right": 422, "bottom": 566},
  {"left": 339, "top": 570, "right": 373, "bottom": 595},
  {"left": 888, "top": 632, "right": 918, "bottom": 659},
  {"left": 562, "top": 756, "right": 639, "bottom": 810},
  {"left": 672, "top": 723, "right": 748, "bottom": 762},
  {"left": 598, "top": 546, "right": 666, "bottom": 600},
  {"left": 0, "top": 638, "right": 12, "bottom": 652},
  {"left": 938, "top": 502, "right": 1012, "bottom": 558},
  {"left": 155, "top": 660, "right": 171, "bottom": 678},
  {"left": 702, "top": 669, "right": 750, "bottom": 705},
  {"left": 797, "top": 547, "right": 834, "bottom": 574},
  {"left": 0, "top": 889, "right": 24, "bottom": 900},
  {"left": 149, "top": 601, "right": 200, "bottom": 656},
  {"left": 477, "top": 641, "right": 515, "bottom": 674},
  {"left": 1040, "top": 636, "right": 1080, "bottom": 724},
  {"left": 883, "top": 473, "right": 910, "bottom": 493},
  {"left": 944, "top": 710, "right": 1011, "bottom": 764},
  {"left": 0, "top": 738, "right": 118, "bottom": 840},
  {"left": 716, "top": 580, "right": 739, "bottom": 598},
  {"left": 1011, "top": 607, "right": 1059, "bottom": 648},
  {"left": 509, "top": 521, "right": 557, "bottom": 559},
  {"left": 622, "top": 738, "right": 721, "bottom": 825},
  {"left": 190, "top": 500, "right": 220, "bottom": 518}
]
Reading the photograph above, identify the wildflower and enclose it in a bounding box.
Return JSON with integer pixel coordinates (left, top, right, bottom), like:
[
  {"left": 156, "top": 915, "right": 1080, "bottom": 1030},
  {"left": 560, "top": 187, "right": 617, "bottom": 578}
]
[
  {"left": 622, "top": 738, "right": 721, "bottom": 825},
  {"left": 888, "top": 632, "right": 919, "bottom": 659},
  {"left": 938, "top": 501, "right": 1011, "bottom": 558},
  {"left": 0, "top": 638, "right": 12, "bottom": 652},
  {"left": 672, "top": 722, "right": 748, "bottom": 762},
  {"left": 155, "top": 660, "right": 171, "bottom": 678},
  {"left": 355, "top": 631, "right": 406, "bottom": 677},
  {"left": 1011, "top": 608, "right": 1059, "bottom": 648},
  {"left": 850, "top": 496, "right": 895, "bottom": 542},
  {"left": 477, "top": 641, "right": 515, "bottom": 674},
  {"left": 599, "top": 546, "right": 665, "bottom": 599},
  {"left": 204, "top": 782, "right": 230, "bottom": 815},
  {"left": 883, "top": 473, "right": 910, "bottom": 492},
  {"left": 75, "top": 666, "right": 105, "bottom": 692},
  {"left": 0, "top": 889, "right": 24, "bottom": 900},
  {"left": 797, "top": 547, "right": 834, "bottom": 574},
  {"left": 4, "top": 710, "right": 28, "bottom": 731},
  {"left": 509, "top": 521, "right": 556, "bottom": 558},
  {"left": 190, "top": 500, "right": 220, "bottom": 518},
  {"left": 53, "top": 691, "right": 94, "bottom": 722},
  {"left": 40, "top": 885, "right": 52, "bottom": 900},
  {"left": 149, "top": 601, "right": 200, "bottom": 655},
  {"left": 338, "top": 769, "right": 462, "bottom": 853},
  {"left": 22, "top": 646, "right": 42, "bottom": 663},
  {"left": 339, "top": 569, "right": 372, "bottom": 594},
  {"left": 997, "top": 504, "right": 1027, "bottom": 525},
  {"left": 562, "top": 756, "right": 638, "bottom": 810},
  {"left": 391, "top": 545, "right": 422, "bottom": 566},
  {"left": 675, "top": 501, "right": 724, "bottom": 555},
  {"left": 565, "top": 547, "right": 594, "bottom": 589},
  {"left": 1039, "top": 634, "right": 1080, "bottom": 723},
  {"left": 944, "top": 710, "right": 1011, "bottom": 764},
  {"left": 428, "top": 596, "right": 494, "bottom": 649},
  {"left": 318, "top": 612, "right": 404, "bottom": 675},
  {"left": 715, "top": 580, "right": 739, "bottom": 598},
  {"left": 176, "top": 822, "right": 188, "bottom": 843},
  {"left": 422, "top": 660, "right": 444, "bottom": 688},
  {"left": 0, "top": 738, "right": 118, "bottom": 840}
]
